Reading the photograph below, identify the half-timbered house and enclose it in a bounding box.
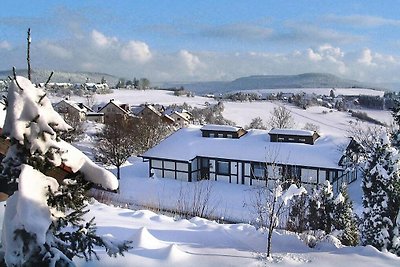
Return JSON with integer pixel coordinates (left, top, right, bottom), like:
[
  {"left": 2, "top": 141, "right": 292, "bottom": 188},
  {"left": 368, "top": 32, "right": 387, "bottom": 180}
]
[{"left": 142, "top": 125, "right": 358, "bottom": 193}]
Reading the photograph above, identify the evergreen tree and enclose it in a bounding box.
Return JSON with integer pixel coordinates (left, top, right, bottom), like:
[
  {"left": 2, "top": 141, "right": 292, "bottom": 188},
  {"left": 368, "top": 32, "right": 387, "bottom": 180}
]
[
  {"left": 287, "top": 193, "right": 308, "bottom": 233},
  {"left": 390, "top": 99, "right": 400, "bottom": 147},
  {"left": 307, "top": 181, "right": 335, "bottom": 234},
  {"left": 320, "top": 181, "right": 335, "bottom": 233},
  {"left": 361, "top": 133, "right": 400, "bottom": 255},
  {"left": 0, "top": 76, "right": 131, "bottom": 266},
  {"left": 307, "top": 187, "right": 325, "bottom": 231},
  {"left": 332, "top": 185, "right": 359, "bottom": 246}
]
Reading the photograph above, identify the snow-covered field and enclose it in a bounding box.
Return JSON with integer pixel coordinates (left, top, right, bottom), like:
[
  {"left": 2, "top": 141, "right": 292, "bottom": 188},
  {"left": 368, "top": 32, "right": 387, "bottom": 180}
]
[
  {"left": 1, "top": 88, "right": 397, "bottom": 266},
  {"left": 52, "top": 89, "right": 216, "bottom": 108},
  {"left": 17, "top": 200, "right": 389, "bottom": 267},
  {"left": 246, "top": 87, "right": 385, "bottom": 97},
  {"left": 2, "top": 196, "right": 399, "bottom": 267},
  {"left": 53, "top": 88, "right": 392, "bottom": 137}
]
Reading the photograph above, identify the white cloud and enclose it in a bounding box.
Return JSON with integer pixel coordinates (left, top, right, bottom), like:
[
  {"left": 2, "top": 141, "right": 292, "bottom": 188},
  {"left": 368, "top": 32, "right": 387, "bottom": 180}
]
[
  {"left": 307, "top": 49, "right": 323, "bottom": 61},
  {"left": 0, "top": 41, "right": 11, "bottom": 50},
  {"left": 358, "top": 48, "right": 375, "bottom": 66},
  {"left": 91, "top": 30, "right": 118, "bottom": 48},
  {"left": 324, "top": 14, "right": 400, "bottom": 28},
  {"left": 39, "top": 41, "right": 73, "bottom": 59},
  {"left": 200, "top": 23, "right": 273, "bottom": 41},
  {"left": 179, "top": 50, "right": 203, "bottom": 74},
  {"left": 305, "top": 45, "right": 345, "bottom": 73},
  {"left": 3, "top": 26, "right": 400, "bottom": 85},
  {"left": 280, "top": 23, "right": 364, "bottom": 44},
  {"left": 120, "top": 41, "right": 152, "bottom": 63}
]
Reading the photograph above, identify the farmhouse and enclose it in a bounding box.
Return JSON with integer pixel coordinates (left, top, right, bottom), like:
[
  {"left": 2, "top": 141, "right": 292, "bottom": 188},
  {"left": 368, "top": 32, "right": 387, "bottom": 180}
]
[
  {"left": 142, "top": 125, "right": 358, "bottom": 193},
  {"left": 164, "top": 108, "right": 193, "bottom": 127},
  {"left": 54, "top": 99, "right": 93, "bottom": 121},
  {"left": 98, "top": 99, "right": 131, "bottom": 122}
]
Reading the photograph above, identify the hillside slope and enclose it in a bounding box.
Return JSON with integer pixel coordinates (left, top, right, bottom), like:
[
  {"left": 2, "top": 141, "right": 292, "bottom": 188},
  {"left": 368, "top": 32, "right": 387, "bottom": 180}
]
[
  {"left": 0, "top": 69, "right": 120, "bottom": 85},
  {"left": 166, "top": 73, "right": 376, "bottom": 94}
]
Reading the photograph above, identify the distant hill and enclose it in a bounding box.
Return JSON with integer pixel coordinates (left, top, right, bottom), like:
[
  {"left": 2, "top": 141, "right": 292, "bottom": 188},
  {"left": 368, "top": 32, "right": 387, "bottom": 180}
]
[
  {"left": 0, "top": 69, "right": 120, "bottom": 86},
  {"left": 164, "top": 73, "right": 379, "bottom": 94}
]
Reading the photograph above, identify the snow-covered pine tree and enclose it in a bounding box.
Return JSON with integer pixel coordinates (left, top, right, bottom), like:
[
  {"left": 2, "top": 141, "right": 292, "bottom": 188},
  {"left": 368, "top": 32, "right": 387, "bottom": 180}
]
[
  {"left": 307, "top": 186, "right": 325, "bottom": 232},
  {"left": 320, "top": 181, "right": 335, "bottom": 234},
  {"left": 307, "top": 181, "right": 335, "bottom": 234},
  {"left": 332, "top": 185, "right": 359, "bottom": 246},
  {"left": 361, "top": 133, "right": 400, "bottom": 256},
  {"left": 391, "top": 99, "right": 400, "bottom": 148},
  {"left": 287, "top": 193, "right": 308, "bottom": 233},
  {"left": 0, "top": 76, "right": 130, "bottom": 266}
]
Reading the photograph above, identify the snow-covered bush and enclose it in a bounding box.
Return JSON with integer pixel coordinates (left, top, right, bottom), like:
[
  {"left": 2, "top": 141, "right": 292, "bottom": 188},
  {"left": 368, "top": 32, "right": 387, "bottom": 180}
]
[
  {"left": 289, "top": 181, "right": 359, "bottom": 247},
  {"left": 0, "top": 77, "right": 130, "bottom": 266}
]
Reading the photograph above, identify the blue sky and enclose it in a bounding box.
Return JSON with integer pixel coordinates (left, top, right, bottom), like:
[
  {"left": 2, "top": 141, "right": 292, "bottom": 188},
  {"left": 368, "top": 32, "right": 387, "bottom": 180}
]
[{"left": 1, "top": 0, "right": 400, "bottom": 83}]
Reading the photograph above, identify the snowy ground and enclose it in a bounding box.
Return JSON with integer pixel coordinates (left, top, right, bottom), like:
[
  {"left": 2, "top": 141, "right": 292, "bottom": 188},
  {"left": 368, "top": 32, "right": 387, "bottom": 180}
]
[
  {"left": 1, "top": 195, "right": 398, "bottom": 267},
  {"left": 95, "top": 158, "right": 363, "bottom": 223},
  {"left": 53, "top": 89, "right": 391, "bottom": 138},
  {"left": 244, "top": 87, "right": 385, "bottom": 97},
  {"left": 75, "top": 201, "right": 400, "bottom": 266},
  {"left": 51, "top": 89, "right": 217, "bottom": 109},
  {"left": 1, "top": 88, "right": 397, "bottom": 266}
]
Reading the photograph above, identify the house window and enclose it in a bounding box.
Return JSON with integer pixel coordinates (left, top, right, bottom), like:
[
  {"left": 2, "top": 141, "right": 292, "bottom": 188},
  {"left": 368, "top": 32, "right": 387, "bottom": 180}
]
[
  {"left": 216, "top": 160, "right": 230, "bottom": 175},
  {"left": 288, "top": 138, "right": 295, "bottom": 141},
  {"left": 218, "top": 133, "right": 223, "bottom": 138},
  {"left": 277, "top": 137, "right": 284, "bottom": 141},
  {"left": 252, "top": 163, "right": 266, "bottom": 179},
  {"left": 299, "top": 138, "right": 306, "bottom": 142},
  {"left": 227, "top": 134, "right": 233, "bottom": 138},
  {"left": 164, "top": 161, "right": 175, "bottom": 170}
]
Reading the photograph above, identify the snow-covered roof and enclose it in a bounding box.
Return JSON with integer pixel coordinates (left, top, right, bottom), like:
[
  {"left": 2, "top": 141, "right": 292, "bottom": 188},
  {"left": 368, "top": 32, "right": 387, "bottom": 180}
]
[
  {"left": 57, "top": 99, "right": 91, "bottom": 113},
  {"left": 200, "top": 124, "right": 243, "bottom": 132},
  {"left": 164, "top": 107, "right": 189, "bottom": 116},
  {"left": 269, "top": 128, "right": 316, "bottom": 137},
  {"left": 131, "top": 105, "right": 145, "bottom": 115},
  {"left": 98, "top": 100, "right": 129, "bottom": 114},
  {"left": 142, "top": 125, "right": 349, "bottom": 170},
  {"left": 145, "top": 104, "right": 163, "bottom": 117}
]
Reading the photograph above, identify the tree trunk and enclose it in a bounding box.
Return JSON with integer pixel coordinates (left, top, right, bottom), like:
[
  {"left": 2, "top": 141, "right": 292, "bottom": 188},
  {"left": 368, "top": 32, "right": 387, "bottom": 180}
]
[
  {"left": 117, "top": 165, "right": 120, "bottom": 180},
  {"left": 266, "top": 195, "right": 277, "bottom": 258},
  {"left": 27, "top": 28, "right": 31, "bottom": 81},
  {"left": 267, "top": 226, "right": 273, "bottom": 258}
]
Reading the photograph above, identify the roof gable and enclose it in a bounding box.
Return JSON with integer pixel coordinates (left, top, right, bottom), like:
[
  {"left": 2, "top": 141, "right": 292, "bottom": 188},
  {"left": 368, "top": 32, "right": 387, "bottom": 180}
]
[{"left": 98, "top": 100, "right": 129, "bottom": 114}]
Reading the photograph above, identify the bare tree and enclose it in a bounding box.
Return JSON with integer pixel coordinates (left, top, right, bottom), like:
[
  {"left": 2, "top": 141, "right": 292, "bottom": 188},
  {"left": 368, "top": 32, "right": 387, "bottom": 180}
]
[
  {"left": 131, "top": 114, "right": 174, "bottom": 154},
  {"left": 347, "top": 121, "right": 385, "bottom": 156},
  {"left": 175, "top": 180, "right": 219, "bottom": 219},
  {"left": 248, "top": 161, "right": 306, "bottom": 259},
  {"left": 139, "top": 78, "right": 150, "bottom": 89},
  {"left": 303, "top": 122, "right": 320, "bottom": 132},
  {"left": 94, "top": 119, "right": 136, "bottom": 180},
  {"left": 268, "top": 106, "right": 295, "bottom": 129},
  {"left": 246, "top": 117, "right": 267, "bottom": 130},
  {"left": 59, "top": 112, "right": 84, "bottom": 142},
  {"left": 85, "top": 93, "right": 96, "bottom": 109}
]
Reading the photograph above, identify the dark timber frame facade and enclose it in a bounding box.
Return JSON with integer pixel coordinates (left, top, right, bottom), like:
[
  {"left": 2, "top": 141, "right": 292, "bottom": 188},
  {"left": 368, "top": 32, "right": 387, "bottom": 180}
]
[{"left": 144, "top": 155, "right": 357, "bottom": 193}]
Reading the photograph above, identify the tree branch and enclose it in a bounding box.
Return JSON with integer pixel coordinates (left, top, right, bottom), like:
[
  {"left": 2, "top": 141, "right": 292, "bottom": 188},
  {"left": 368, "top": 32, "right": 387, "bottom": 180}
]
[
  {"left": 45, "top": 71, "right": 54, "bottom": 87},
  {"left": 13, "top": 67, "right": 23, "bottom": 91},
  {"left": 27, "top": 28, "right": 31, "bottom": 81}
]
